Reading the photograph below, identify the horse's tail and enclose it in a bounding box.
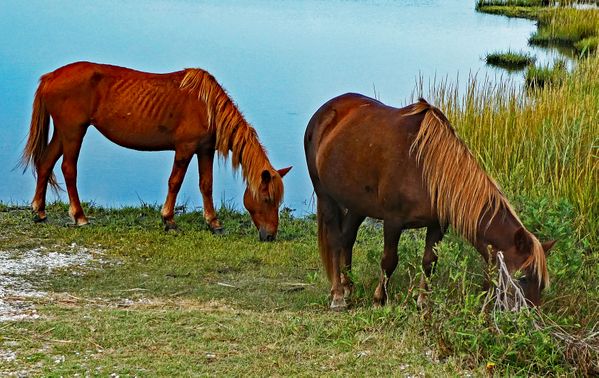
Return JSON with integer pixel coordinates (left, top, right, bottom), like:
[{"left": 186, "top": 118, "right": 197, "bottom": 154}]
[
  {"left": 20, "top": 79, "right": 60, "bottom": 192},
  {"left": 317, "top": 198, "right": 335, "bottom": 282}
]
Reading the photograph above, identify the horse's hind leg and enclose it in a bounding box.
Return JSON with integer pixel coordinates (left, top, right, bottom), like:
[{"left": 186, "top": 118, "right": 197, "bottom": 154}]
[
  {"left": 161, "top": 147, "right": 194, "bottom": 231},
  {"left": 197, "top": 149, "right": 222, "bottom": 233},
  {"left": 340, "top": 211, "right": 365, "bottom": 299},
  {"left": 373, "top": 221, "right": 403, "bottom": 306},
  {"left": 60, "top": 125, "right": 89, "bottom": 226},
  {"left": 417, "top": 224, "right": 444, "bottom": 308},
  {"left": 31, "top": 132, "right": 63, "bottom": 222},
  {"left": 317, "top": 195, "right": 346, "bottom": 310}
]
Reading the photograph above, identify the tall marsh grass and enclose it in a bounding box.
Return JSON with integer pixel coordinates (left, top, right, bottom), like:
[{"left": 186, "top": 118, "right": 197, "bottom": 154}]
[
  {"left": 530, "top": 8, "right": 599, "bottom": 52},
  {"left": 414, "top": 53, "right": 598, "bottom": 246}
]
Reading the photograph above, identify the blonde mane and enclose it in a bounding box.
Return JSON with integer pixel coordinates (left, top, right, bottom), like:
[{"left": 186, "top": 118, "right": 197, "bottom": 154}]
[
  {"left": 407, "top": 99, "right": 548, "bottom": 287},
  {"left": 179, "top": 69, "right": 283, "bottom": 204}
]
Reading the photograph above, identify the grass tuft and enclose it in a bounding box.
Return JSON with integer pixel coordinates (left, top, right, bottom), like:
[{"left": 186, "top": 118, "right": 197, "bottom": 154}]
[
  {"left": 485, "top": 50, "right": 536, "bottom": 70},
  {"left": 525, "top": 59, "right": 568, "bottom": 88}
]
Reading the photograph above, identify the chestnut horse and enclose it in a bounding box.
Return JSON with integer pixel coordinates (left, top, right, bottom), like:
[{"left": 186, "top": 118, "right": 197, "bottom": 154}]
[
  {"left": 304, "top": 93, "right": 555, "bottom": 310},
  {"left": 21, "top": 62, "right": 291, "bottom": 241}
]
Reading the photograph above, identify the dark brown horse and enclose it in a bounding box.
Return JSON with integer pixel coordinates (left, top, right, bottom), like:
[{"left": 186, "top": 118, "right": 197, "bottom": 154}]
[
  {"left": 21, "top": 62, "right": 291, "bottom": 241},
  {"left": 304, "top": 93, "right": 555, "bottom": 310}
]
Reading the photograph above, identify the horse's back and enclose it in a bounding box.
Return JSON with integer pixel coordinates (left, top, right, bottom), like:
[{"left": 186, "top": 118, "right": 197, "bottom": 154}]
[
  {"left": 39, "top": 62, "right": 187, "bottom": 99},
  {"left": 305, "top": 93, "right": 425, "bottom": 172},
  {"left": 36, "top": 62, "right": 204, "bottom": 151},
  {"left": 305, "top": 94, "right": 432, "bottom": 220}
]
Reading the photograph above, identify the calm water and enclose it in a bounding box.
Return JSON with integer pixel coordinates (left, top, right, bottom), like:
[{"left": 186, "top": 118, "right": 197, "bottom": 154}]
[{"left": 0, "top": 1, "right": 555, "bottom": 214}]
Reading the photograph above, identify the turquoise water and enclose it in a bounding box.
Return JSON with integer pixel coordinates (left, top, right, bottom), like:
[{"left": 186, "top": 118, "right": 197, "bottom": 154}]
[{"left": 0, "top": 1, "right": 552, "bottom": 214}]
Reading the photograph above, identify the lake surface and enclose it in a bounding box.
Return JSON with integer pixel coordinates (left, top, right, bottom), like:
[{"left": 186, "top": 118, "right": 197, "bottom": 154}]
[{"left": 0, "top": 0, "right": 557, "bottom": 215}]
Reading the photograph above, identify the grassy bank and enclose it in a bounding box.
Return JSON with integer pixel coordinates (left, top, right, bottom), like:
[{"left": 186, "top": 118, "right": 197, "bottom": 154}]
[
  {"left": 0, "top": 200, "right": 597, "bottom": 375},
  {"left": 477, "top": 1, "right": 599, "bottom": 54}
]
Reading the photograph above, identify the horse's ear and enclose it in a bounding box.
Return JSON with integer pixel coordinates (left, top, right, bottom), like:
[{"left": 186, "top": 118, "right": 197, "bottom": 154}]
[
  {"left": 541, "top": 240, "right": 557, "bottom": 256},
  {"left": 277, "top": 166, "right": 292, "bottom": 178},
  {"left": 261, "top": 170, "right": 272, "bottom": 184},
  {"left": 514, "top": 227, "right": 533, "bottom": 254}
]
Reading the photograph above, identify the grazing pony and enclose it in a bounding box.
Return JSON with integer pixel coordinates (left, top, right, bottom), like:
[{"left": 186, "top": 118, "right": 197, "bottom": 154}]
[
  {"left": 21, "top": 62, "right": 291, "bottom": 241},
  {"left": 304, "top": 93, "right": 555, "bottom": 310}
]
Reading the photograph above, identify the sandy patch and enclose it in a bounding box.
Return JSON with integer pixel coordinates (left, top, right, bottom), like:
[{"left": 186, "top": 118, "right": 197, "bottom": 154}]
[{"left": 0, "top": 243, "right": 105, "bottom": 322}]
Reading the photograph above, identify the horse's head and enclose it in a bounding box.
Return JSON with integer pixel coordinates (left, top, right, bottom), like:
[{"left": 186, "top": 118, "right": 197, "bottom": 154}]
[
  {"left": 502, "top": 227, "right": 556, "bottom": 306},
  {"left": 243, "top": 166, "right": 292, "bottom": 242}
]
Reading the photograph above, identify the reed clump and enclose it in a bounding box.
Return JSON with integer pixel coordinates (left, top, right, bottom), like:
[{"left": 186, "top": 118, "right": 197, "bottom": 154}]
[
  {"left": 485, "top": 50, "right": 536, "bottom": 70},
  {"left": 414, "top": 52, "right": 598, "bottom": 246},
  {"left": 525, "top": 58, "right": 568, "bottom": 87}
]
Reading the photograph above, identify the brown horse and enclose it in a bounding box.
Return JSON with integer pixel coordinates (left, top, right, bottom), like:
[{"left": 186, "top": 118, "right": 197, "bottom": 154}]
[
  {"left": 304, "top": 93, "right": 555, "bottom": 310},
  {"left": 21, "top": 62, "right": 291, "bottom": 241}
]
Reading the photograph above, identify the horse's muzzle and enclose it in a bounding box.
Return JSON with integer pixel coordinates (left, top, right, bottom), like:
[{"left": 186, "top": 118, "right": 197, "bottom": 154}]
[{"left": 259, "top": 228, "right": 275, "bottom": 242}]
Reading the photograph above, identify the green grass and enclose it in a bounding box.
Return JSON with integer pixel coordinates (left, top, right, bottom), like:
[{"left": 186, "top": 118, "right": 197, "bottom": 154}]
[
  {"left": 0, "top": 200, "right": 597, "bottom": 375},
  {"left": 485, "top": 50, "right": 536, "bottom": 70}
]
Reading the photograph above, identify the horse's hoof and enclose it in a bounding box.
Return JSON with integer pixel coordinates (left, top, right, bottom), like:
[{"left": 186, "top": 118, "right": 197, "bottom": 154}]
[
  {"left": 330, "top": 297, "right": 348, "bottom": 311},
  {"left": 164, "top": 223, "right": 178, "bottom": 232},
  {"left": 373, "top": 295, "right": 387, "bottom": 307},
  {"left": 33, "top": 215, "right": 47, "bottom": 223},
  {"left": 210, "top": 226, "right": 224, "bottom": 235}
]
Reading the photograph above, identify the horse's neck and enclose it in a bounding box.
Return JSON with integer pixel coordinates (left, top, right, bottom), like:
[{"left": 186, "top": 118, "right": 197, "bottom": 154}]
[{"left": 474, "top": 203, "right": 522, "bottom": 256}]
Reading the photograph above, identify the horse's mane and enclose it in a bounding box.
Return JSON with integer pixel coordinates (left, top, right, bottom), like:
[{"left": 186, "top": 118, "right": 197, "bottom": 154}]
[
  {"left": 406, "top": 98, "right": 548, "bottom": 287},
  {"left": 179, "top": 69, "right": 283, "bottom": 204}
]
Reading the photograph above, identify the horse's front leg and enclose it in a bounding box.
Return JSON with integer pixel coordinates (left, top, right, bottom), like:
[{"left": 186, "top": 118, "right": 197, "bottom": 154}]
[
  {"left": 373, "top": 222, "right": 403, "bottom": 306},
  {"left": 197, "top": 149, "right": 223, "bottom": 234},
  {"left": 161, "top": 148, "right": 194, "bottom": 231},
  {"left": 61, "top": 126, "right": 89, "bottom": 226},
  {"left": 417, "top": 223, "right": 445, "bottom": 308}
]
